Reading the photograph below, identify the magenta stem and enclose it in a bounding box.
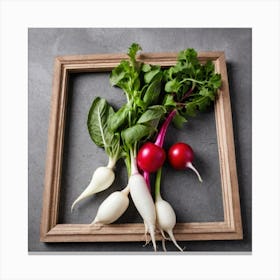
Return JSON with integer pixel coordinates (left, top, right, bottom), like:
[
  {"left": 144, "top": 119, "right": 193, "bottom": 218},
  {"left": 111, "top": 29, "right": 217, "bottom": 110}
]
[
  {"left": 153, "top": 87, "right": 194, "bottom": 148},
  {"left": 144, "top": 86, "right": 195, "bottom": 192},
  {"left": 154, "top": 109, "right": 177, "bottom": 148},
  {"left": 143, "top": 110, "right": 177, "bottom": 191},
  {"left": 181, "top": 86, "right": 194, "bottom": 102},
  {"left": 143, "top": 171, "right": 151, "bottom": 192}
]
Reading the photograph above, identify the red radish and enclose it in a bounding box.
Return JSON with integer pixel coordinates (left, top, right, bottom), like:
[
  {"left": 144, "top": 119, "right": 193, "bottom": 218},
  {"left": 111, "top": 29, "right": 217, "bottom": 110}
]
[
  {"left": 137, "top": 142, "right": 166, "bottom": 173},
  {"left": 139, "top": 110, "right": 177, "bottom": 185},
  {"left": 168, "top": 142, "right": 203, "bottom": 182},
  {"left": 140, "top": 86, "right": 195, "bottom": 187}
]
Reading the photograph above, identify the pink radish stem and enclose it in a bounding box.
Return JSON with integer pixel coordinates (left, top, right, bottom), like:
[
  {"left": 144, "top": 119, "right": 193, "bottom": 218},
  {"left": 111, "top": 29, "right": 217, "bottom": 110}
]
[
  {"left": 143, "top": 109, "right": 176, "bottom": 187},
  {"left": 181, "top": 85, "right": 195, "bottom": 102},
  {"left": 142, "top": 86, "right": 194, "bottom": 190},
  {"left": 143, "top": 171, "right": 151, "bottom": 192},
  {"left": 154, "top": 109, "right": 177, "bottom": 147}
]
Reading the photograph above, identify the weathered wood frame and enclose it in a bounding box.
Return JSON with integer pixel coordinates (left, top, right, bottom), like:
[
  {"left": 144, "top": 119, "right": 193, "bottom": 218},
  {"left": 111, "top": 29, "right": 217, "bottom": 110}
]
[{"left": 40, "top": 52, "right": 243, "bottom": 242}]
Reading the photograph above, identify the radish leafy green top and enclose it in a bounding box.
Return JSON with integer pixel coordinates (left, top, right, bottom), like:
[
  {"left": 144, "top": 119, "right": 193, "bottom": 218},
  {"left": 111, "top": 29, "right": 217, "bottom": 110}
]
[
  {"left": 88, "top": 43, "right": 222, "bottom": 160},
  {"left": 163, "top": 49, "right": 222, "bottom": 127},
  {"left": 109, "top": 43, "right": 165, "bottom": 151}
]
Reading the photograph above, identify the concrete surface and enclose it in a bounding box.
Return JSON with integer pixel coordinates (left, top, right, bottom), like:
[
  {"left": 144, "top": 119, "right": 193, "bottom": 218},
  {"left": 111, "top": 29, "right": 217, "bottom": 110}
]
[{"left": 28, "top": 28, "right": 252, "bottom": 252}]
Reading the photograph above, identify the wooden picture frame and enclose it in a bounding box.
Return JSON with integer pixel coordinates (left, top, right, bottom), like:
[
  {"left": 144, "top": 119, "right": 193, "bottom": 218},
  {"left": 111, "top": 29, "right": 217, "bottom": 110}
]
[{"left": 40, "top": 52, "right": 243, "bottom": 243}]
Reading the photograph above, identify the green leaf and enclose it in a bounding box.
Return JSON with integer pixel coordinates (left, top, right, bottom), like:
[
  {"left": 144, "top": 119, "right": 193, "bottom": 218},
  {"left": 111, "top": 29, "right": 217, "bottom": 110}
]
[
  {"left": 163, "top": 67, "right": 174, "bottom": 81},
  {"left": 173, "top": 112, "right": 187, "bottom": 129},
  {"left": 209, "top": 73, "right": 222, "bottom": 89},
  {"left": 204, "top": 60, "right": 215, "bottom": 77},
  {"left": 144, "top": 67, "right": 161, "bottom": 84},
  {"left": 109, "top": 60, "right": 130, "bottom": 86},
  {"left": 163, "top": 94, "right": 177, "bottom": 107},
  {"left": 165, "top": 79, "right": 181, "bottom": 93},
  {"left": 134, "top": 96, "right": 147, "bottom": 110},
  {"left": 87, "top": 97, "right": 109, "bottom": 147},
  {"left": 184, "top": 95, "right": 212, "bottom": 113},
  {"left": 143, "top": 76, "right": 162, "bottom": 106},
  {"left": 142, "top": 64, "right": 151, "bottom": 72},
  {"left": 137, "top": 105, "right": 166, "bottom": 124},
  {"left": 110, "top": 43, "right": 145, "bottom": 96},
  {"left": 199, "top": 87, "right": 210, "bottom": 97},
  {"left": 121, "top": 124, "right": 154, "bottom": 147},
  {"left": 87, "top": 97, "right": 120, "bottom": 157},
  {"left": 132, "top": 76, "right": 141, "bottom": 91},
  {"left": 185, "top": 102, "right": 197, "bottom": 117},
  {"left": 108, "top": 105, "right": 130, "bottom": 132},
  {"left": 197, "top": 96, "right": 211, "bottom": 111},
  {"left": 199, "top": 87, "right": 216, "bottom": 101},
  {"left": 178, "top": 48, "right": 198, "bottom": 65},
  {"left": 163, "top": 48, "right": 222, "bottom": 119},
  {"left": 128, "top": 43, "right": 142, "bottom": 64},
  {"left": 172, "top": 63, "right": 186, "bottom": 74}
]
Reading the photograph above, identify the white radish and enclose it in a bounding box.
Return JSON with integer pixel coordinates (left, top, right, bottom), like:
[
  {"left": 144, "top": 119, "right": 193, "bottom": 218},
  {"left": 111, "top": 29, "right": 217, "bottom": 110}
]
[
  {"left": 91, "top": 186, "right": 130, "bottom": 225},
  {"left": 155, "top": 168, "right": 183, "bottom": 251},
  {"left": 129, "top": 157, "right": 157, "bottom": 251},
  {"left": 71, "top": 158, "right": 116, "bottom": 212},
  {"left": 155, "top": 198, "right": 183, "bottom": 251}
]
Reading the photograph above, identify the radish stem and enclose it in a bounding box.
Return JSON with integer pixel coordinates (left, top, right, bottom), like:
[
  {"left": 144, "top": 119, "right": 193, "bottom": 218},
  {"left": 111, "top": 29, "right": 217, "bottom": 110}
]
[
  {"left": 154, "top": 110, "right": 177, "bottom": 147},
  {"left": 107, "top": 157, "right": 117, "bottom": 169},
  {"left": 142, "top": 86, "right": 195, "bottom": 189},
  {"left": 154, "top": 86, "right": 195, "bottom": 148},
  {"left": 180, "top": 84, "right": 195, "bottom": 102},
  {"left": 143, "top": 171, "right": 151, "bottom": 192},
  {"left": 130, "top": 154, "right": 138, "bottom": 176},
  {"left": 155, "top": 167, "right": 162, "bottom": 200}
]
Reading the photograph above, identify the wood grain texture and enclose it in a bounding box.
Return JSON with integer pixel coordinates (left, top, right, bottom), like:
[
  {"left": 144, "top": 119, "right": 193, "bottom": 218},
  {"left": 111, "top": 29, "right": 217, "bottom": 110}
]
[{"left": 40, "top": 51, "right": 243, "bottom": 243}]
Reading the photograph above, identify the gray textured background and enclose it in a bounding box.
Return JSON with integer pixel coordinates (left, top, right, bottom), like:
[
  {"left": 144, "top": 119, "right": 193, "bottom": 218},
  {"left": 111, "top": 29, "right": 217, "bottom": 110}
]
[{"left": 28, "top": 28, "right": 252, "bottom": 253}]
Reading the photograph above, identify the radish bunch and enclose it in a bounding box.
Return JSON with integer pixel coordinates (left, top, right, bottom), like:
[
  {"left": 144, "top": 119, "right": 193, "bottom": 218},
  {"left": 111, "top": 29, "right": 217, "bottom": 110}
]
[{"left": 71, "top": 43, "right": 221, "bottom": 252}]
